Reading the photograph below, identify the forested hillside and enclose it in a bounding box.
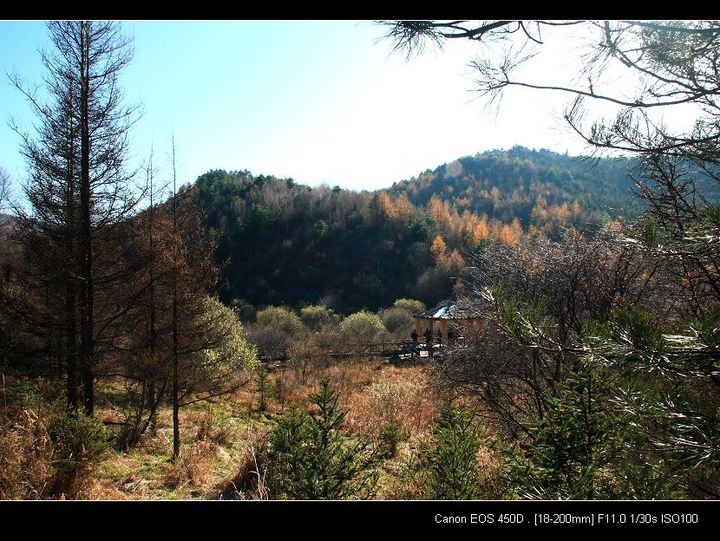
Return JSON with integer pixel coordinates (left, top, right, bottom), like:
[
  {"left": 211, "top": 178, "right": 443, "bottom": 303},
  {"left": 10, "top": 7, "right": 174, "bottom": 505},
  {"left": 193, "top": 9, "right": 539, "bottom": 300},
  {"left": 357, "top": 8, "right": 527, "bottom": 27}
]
[
  {"left": 196, "top": 147, "right": 639, "bottom": 315},
  {"left": 389, "top": 146, "right": 639, "bottom": 224}
]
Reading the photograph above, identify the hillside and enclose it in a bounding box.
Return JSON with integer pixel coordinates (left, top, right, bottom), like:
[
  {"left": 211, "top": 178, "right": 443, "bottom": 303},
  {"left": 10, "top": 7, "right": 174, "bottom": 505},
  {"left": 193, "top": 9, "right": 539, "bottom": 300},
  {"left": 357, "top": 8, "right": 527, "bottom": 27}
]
[
  {"left": 388, "top": 146, "right": 639, "bottom": 226},
  {"left": 195, "top": 147, "right": 641, "bottom": 316}
]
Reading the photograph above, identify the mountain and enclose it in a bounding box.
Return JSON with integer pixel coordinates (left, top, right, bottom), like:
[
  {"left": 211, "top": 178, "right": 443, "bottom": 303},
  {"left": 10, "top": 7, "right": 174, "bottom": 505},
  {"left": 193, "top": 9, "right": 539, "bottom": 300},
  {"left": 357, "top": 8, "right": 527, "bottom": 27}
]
[
  {"left": 388, "top": 146, "right": 640, "bottom": 226},
  {"left": 194, "top": 147, "right": 642, "bottom": 316}
]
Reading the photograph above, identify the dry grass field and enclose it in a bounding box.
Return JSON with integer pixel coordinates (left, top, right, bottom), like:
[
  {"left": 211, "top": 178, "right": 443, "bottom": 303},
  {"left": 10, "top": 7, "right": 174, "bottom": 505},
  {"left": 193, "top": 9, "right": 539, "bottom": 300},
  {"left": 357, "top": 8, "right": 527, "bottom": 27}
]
[{"left": 77, "top": 359, "right": 452, "bottom": 500}]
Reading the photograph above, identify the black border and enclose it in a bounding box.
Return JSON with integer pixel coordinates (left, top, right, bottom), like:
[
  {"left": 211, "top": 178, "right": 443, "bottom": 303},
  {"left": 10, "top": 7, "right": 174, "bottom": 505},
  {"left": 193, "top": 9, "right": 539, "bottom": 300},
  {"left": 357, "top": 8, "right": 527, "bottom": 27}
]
[
  {"left": 3, "top": 8, "right": 719, "bottom": 21},
  {"left": 2, "top": 12, "right": 718, "bottom": 530},
  {"left": 2, "top": 500, "right": 719, "bottom": 533}
]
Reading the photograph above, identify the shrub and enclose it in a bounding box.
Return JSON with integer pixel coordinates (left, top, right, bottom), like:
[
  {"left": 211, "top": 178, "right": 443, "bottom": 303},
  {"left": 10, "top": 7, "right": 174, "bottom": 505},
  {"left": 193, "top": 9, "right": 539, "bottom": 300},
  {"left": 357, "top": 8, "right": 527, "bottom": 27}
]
[
  {"left": 379, "top": 423, "right": 405, "bottom": 459},
  {"left": 501, "top": 367, "right": 683, "bottom": 499},
  {"left": 381, "top": 307, "right": 414, "bottom": 335},
  {"left": 4, "top": 377, "right": 43, "bottom": 406},
  {"left": 422, "top": 405, "right": 483, "bottom": 500},
  {"left": 48, "top": 412, "right": 109, "bottom": 497},
  {"left": 300, "top": 305, "right": 338, "bottom": 332},
  {"left": 50, "top": 412, "right": 108, "bottom": 462},
  {"left": 230, "top": 298, "right": 256, "bottom": 323},
  {"left": 274, "top": 377, "right": 287, "bottom": 407},
  {"left": 380, "top": 453, "right": 427, "bottom": 499},
  {"left": 250, "top": 306, "right": 307, "bottom": 351},
  {"left": 195, "top": 405, "right": 233, "bottom": 446},
  {"left": 267, "top": 380, "right": 379, "bottom": 499},
  {"left": 339, "top": 311, "right": 386, "bottom": 338},
  {"left": 247, "top": 325, "right": 293, "bottom": 352},
  {"left": 256, "top": 366, "right": 270, "bottom": 412},
  {"left": 255, "top": 306, "right": 305, "bottom": 335},
  {"left": 287, "top": 336, "right": 328, "bottom": 384},
  {"left": 0, "top": 378, "right": 108, "bottom": 499},
  {"left": 392, "top": 298, "right": 425, "bottom": 315}
]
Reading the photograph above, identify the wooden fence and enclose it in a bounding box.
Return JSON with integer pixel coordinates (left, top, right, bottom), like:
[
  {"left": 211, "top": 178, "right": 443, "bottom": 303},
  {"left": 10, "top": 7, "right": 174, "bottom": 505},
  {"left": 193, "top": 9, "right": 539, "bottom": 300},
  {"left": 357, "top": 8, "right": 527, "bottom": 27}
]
[{"left": 258, "top": 340, "right": 442, "bottom": 362}]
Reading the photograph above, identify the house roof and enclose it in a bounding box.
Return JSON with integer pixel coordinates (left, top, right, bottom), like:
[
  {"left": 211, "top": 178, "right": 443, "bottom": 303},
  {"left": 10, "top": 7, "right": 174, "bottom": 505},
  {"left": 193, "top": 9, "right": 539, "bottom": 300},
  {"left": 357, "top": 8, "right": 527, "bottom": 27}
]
[{"left": 414, "top": 300, "right": 483, "bottom": 320}]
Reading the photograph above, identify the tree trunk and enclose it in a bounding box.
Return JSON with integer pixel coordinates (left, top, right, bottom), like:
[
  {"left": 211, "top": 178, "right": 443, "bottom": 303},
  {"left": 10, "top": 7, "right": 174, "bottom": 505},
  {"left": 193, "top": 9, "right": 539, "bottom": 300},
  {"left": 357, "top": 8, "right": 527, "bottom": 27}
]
[
  {"left": 65, "top": 283, "right": 79, "bottom": 410},
  {"left": 79, "top": 22, "right": 95, "bottom": 417},
  {"left": 64, "top": 107, "right": 79, "bottom": 411},
  {"left": 171, "top": 277, "right": 180, "bottom": 459},
  {"left": 171, "top": 138, "right": 180, "bottom": 461}
]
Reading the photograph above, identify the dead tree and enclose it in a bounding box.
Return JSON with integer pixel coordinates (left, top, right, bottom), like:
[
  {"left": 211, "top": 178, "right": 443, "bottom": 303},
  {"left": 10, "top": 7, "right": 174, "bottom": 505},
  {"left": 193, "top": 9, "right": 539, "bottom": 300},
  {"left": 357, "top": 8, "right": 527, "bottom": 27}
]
[{"left": 9, "top": 21, "right": 141, "bottom": 414}]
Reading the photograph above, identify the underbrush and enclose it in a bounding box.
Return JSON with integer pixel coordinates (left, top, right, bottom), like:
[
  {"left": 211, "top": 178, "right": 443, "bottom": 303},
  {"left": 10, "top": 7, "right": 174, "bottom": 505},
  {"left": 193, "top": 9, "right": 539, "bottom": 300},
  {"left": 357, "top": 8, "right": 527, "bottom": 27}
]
[
  {"left": 2, "top": 360, "right": 505, "bottom": 500},
  {"left": 0, "top": 377, "right": 108, "bottom": 499}
]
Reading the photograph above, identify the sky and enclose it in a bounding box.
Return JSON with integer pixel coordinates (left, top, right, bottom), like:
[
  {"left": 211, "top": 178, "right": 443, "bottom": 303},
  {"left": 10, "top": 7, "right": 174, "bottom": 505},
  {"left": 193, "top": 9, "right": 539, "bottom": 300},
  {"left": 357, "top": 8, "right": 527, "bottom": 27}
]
[{"left": 0, "top": 20, "right": 660, "bottom": 194}]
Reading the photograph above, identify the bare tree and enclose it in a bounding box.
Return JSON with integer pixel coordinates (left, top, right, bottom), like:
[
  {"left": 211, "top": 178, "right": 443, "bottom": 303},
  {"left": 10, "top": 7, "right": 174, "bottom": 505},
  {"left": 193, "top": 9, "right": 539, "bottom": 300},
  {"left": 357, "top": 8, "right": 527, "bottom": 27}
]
[
  {"left": 0, "top": 168, "right": 9, "bottom": 212},
  {"left": 107, "top": 152, "right": 170, "bottom": 448},
  {"left": 8, "top": 21, "right": 141, "bottom": 414},
  {"left": 167, "top": 170, "right": 258, "bottom": 460},
  {"left": 436, "top": 229, "right": 665, "bottom": 437},
  {"left": 171, "top": 137, "right": 181, "bottom": 460},
  {"left": 383, "top": 21, "right": 719, "bottom": 145}
]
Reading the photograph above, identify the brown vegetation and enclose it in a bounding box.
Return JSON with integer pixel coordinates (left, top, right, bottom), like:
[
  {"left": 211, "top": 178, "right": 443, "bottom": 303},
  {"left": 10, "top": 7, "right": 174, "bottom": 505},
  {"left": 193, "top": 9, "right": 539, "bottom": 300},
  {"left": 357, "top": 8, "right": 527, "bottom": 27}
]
[{"left": 1, "top": 356, "right": 488, "bottom": 500}]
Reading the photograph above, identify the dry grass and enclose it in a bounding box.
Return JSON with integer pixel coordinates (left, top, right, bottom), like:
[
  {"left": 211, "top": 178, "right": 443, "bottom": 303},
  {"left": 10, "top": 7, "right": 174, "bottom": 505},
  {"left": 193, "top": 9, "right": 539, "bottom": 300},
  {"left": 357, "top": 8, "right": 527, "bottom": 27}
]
[
  {"left": 0, "top": 406, "right": 54, "bottom": 499},
  {"left": 342, "top": 365, "right": 440, "bottom": 443},
  {"left": 83, "top": 479, "right": 129, "bottom": 500},
  {"left": 213, "top": 429, "right": 270, "bottom": 500},
  {"left": 6, "top": 358, "right": 493, "bottom": 500},
  {"left": 164, "top": 439, "right": 222, "bottom": 489},
  {"left": 85, "top": 386, "right": 278, "bottom": 500},
  {"left": 261, "top": 359, "right": 444, "bottom": 501},
  {"left": 0, "top": 400, "right": 107, "bottom": 500},
  {"left": 476, "top": 442, "right": 505, "bottom": 498}
]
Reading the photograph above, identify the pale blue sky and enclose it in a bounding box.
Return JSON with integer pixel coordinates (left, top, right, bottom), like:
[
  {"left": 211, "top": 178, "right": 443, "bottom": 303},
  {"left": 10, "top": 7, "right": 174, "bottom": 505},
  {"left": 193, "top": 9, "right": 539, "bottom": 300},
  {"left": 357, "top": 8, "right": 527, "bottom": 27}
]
[{"left": 0, "top": 20, "right": 600, "bottom": 195}]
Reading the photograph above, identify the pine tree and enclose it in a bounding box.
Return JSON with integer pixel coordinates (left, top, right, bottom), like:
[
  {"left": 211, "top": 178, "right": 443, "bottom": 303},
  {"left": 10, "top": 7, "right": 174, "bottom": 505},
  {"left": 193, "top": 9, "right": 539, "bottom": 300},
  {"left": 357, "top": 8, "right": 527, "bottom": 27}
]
[
  {"left": 423, "top": 405, "right": 483, "bottom": 500},
  {"left": 267, "top": 380, "right": 379, "bottom": 499}
]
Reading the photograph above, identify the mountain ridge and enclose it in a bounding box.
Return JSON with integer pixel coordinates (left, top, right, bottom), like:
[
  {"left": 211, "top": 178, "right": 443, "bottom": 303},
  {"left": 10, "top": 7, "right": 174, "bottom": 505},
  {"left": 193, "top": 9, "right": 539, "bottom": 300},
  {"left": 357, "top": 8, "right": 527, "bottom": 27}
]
[{"left": 194, "top": 146, "right": 641, "bottom": 315}]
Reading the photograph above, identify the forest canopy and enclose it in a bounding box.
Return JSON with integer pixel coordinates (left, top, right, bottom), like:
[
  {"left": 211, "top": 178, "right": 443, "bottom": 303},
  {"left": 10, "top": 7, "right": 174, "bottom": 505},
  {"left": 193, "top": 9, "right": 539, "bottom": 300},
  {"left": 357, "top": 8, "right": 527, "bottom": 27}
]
[{"left": 195, "top": 146, "right": 645, "bottom": 315}]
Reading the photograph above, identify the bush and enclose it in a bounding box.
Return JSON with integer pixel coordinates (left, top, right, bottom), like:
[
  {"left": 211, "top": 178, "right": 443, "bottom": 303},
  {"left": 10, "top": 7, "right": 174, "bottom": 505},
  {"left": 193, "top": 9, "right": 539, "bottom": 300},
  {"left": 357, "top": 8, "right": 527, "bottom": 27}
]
[
  {"left": 392, "top": 299, "right": 425, "bottom": 315},
  {"left": 256, "top": 366, "right": 270, "bottom": 412},
  {"left": 381, "top": 307, "right": 414, "bottom": 335},
  {"left": 50, "top": 412, "right": 108, "bottom": 462},
  {"left": 267, "top": 380, "right": 379, "bottom": 499},
  {"left": 250, "top": 306, "right": 307, "bottom": 351},
  {"left": 501, "top": 367, "right": 683, "bottom": 500},
  {"left": 195, "top": 405, "right": 233, "bottom": 446},
  {"left": 339, "top": 311, "right": 386, "bottom": 338},
  {"left": 4, "top": 377, "right": 43, "bottom": 406},
  {"left": 300, "top": 305, "right": 339, "bottom": 332},
  {"left": 256, "top": 306, "right": 306, "bottom": 335},
  {"left": 247, "top": 325, "right": 294, "bottom": 352},
  {"left": 379, "top": 423, "right": 405, "bottom": 458},
  {"left": 49, "top": 412, "right": 109, "bottom": 497},
  {"left": 0, "top": 378, "right": 108, "bottom": 499},
  {"left": 287, "top": 336, "right": 328, "bottom": 384},
  {"left": 422, "top": 405, "right": 483, "bottom": 500},
  {"left": 230, "top": 298, "right": 256, "bottom": 323}
]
